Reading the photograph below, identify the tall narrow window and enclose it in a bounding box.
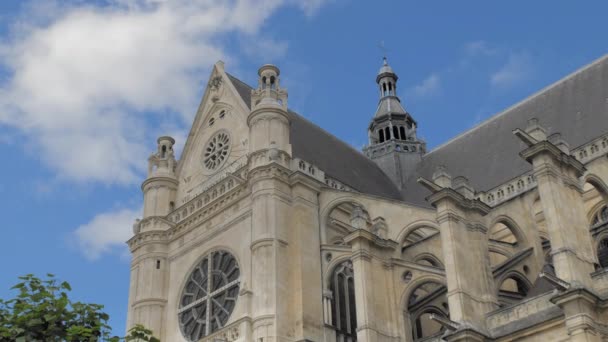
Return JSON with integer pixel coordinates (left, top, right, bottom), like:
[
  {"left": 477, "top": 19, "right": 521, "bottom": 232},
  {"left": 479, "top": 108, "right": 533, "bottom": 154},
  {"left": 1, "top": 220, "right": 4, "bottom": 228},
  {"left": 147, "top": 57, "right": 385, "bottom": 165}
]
[
  {"left": 379, "top": 129, "right": 385, "bottom": 143},
  {"left": 598, "top": 238, "right": 608, "bottom": 268},
  {"left": 330, "top": 261, "right": 357, "bottom": 341},
  {"left": 400, "top": 126, "right": 406, "bottom": 140},
  {"left": 393, "top": 126, "right": 399, "bottom": 141},
  {"left": 161, "top": 145, "right": 167, "bottom": 158},
  {"left": 270, "top": 76, "right": 276, "bottom": 89}
]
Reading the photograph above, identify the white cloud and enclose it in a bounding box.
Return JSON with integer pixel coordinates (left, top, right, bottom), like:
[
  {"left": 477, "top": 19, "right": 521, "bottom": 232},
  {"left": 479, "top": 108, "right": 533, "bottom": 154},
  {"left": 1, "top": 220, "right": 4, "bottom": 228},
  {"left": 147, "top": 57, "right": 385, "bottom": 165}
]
[
  {"left": 464, "top": 40, "right": 497, "bottom": 56},
  {"left": 0, "top": 0, "right": 327, "bottom": 185},
  {"left": 490, "top": 52, "right": 533, "bottom": 89},
  {"left": 408, "top": 73, "right": 441, "bottom": 98},
  {"left": 73, "top": 206, "right": 141, "bottom": 261}
]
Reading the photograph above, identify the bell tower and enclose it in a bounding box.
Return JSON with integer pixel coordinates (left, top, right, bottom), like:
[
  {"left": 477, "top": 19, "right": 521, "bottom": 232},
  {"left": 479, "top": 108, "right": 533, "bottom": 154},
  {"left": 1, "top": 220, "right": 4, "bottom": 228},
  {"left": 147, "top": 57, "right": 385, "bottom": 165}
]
[{"left": 363, "top": 57, "right": 426, "bottom": 190}]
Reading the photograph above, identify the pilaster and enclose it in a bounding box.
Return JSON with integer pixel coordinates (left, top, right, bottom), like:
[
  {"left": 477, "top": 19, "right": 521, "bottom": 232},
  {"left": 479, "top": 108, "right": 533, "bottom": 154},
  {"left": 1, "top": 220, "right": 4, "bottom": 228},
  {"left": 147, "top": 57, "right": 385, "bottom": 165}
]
[
  {"left": 418, "top": 173, "right": 496, "bottom": 340},
  {"left": 343, "top": 229, "right": 399, "bottom": 342}
]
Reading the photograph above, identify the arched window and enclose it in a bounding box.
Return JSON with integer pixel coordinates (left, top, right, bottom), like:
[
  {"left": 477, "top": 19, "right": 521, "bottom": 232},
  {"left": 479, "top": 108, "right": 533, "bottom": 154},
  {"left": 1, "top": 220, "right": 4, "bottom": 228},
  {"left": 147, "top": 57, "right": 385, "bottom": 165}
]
[
  {"left": 385, "top": 127, "right": 391, "bottom": 140},
  {"left": 262, "top": 76, "right": 267, "bottom": 88},
  {"left": 161, "top": 145, "right": 167, "bottom": 158},
  {"left": 407, "top": 282, "right": 448, "bottom": 341},
  {"left": 399, "top": 126, "right": 406, "bottom": 140},
  {"left": 270, "top": 76, "right": 276, "bottom": 89},
  {"left": 379, "top": 129, "right": 385, "bottom": 143},
  {"left": 382, "top": 83, "right": 387, "bottom": 96},
  {"left": 393, "top": 126, "right": 399, "bottom": 141},
  {"left": 597, "top": 238, "right": 608, "bottom": 268},
  {"left": 592, "top": 205, "right": 608, "bottom": 226},
  {"left": 330, "top": 261, "right": 357, "bottom": 341}
]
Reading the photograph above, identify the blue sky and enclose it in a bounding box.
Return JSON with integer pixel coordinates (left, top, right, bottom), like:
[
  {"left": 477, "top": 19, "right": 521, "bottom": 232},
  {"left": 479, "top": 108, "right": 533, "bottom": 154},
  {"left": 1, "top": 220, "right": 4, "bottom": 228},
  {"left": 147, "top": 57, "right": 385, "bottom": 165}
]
[{"left": 1, "top": 0, "right": 607, "bottom": 335}]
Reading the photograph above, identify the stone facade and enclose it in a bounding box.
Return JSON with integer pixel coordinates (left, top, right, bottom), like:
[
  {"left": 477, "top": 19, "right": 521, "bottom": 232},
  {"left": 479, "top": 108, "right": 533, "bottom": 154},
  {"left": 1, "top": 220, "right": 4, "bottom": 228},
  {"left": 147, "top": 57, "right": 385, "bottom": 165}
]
[{"left": 126, "top": 55, "right": 608, "bottom": 341}]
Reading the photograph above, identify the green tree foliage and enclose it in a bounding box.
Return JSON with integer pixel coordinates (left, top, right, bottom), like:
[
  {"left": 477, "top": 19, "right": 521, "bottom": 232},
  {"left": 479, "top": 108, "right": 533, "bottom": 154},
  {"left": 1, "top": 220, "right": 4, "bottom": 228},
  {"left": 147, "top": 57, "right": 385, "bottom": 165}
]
[
  {"left": 124, "top": 325, "right": 160, "bottom": 342},
  {"left": 0, "top": 274, "right": 159, "bottom": 342}
]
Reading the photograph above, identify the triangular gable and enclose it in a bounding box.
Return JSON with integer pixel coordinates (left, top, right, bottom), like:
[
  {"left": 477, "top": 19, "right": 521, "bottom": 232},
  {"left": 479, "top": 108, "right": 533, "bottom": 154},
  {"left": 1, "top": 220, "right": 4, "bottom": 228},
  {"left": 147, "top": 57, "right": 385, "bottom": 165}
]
[{"left": 174, "top": 61, "right": 252, "bottom": 204}]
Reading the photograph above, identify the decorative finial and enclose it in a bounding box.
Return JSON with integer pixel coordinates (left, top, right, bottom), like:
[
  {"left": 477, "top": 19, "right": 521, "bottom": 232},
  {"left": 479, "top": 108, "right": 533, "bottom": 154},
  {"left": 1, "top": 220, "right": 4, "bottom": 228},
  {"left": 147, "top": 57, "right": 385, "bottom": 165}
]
[{"left": 378, "top": 41, "right": 388, "bottom": 64}]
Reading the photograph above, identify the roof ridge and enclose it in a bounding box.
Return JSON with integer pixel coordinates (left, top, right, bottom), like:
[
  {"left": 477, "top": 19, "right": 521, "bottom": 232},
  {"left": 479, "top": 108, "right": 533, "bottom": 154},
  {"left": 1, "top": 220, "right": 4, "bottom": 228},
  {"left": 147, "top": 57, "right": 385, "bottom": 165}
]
[
  {"left": 426, "top": 53, "right": 608, "bottom": 156},
  {"left": 226, "top": 72, "right": 251, "bottom": 89}
]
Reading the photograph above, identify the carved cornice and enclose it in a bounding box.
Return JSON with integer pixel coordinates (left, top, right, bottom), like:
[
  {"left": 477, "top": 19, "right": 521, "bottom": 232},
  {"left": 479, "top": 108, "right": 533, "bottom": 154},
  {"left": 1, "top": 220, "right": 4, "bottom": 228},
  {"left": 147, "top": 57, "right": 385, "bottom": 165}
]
[
  {"left": 134, "top": 216, "right": 175, "bottom": 234},
  {"left": 343, "top": 228, "right": 398, "bottom": 251},
  {"left": 248, "top": 162, "right": 292, "bottom": 183},
  {"left": 167, "top": 186, "right": 248, "bottom": 242},
  {"left": 198, "top": 316, "right": 250, "bottom": 342},
  {"left": 418, "top": 177, "right": 491, "bottom": 216},
  {"left": 519, "top": 140, "right": 586, "bottom": 177},
  {"left": 141, "top": 175, "right": 178, "bottom": 191},
  {"left": 127, "top": 230, "right": 169, "bottom": 252},
  {"left": 550, "top": 287, "right": 602, "bottom": 308}
]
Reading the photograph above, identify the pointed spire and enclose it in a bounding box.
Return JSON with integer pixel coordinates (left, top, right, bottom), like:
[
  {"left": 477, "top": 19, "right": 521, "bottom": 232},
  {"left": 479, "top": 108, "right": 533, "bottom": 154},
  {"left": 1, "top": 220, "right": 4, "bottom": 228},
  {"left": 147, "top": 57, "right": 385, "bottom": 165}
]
[{"left": 374, "top": 57, "right": 406, "bottom": 117}]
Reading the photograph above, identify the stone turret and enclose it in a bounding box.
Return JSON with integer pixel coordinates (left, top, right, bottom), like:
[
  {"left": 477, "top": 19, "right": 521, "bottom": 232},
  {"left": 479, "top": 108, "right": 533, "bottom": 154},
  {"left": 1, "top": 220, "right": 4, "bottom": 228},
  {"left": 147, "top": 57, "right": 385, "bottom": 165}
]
[
  {"left": 142, "top": 136, "right": 178, "bottom": 218},
  {"left": 248, "top": 64, "right": 291, "bottom": 169},
  {"left": 363, "top": 58, "right": 425, "bottom": 190}
]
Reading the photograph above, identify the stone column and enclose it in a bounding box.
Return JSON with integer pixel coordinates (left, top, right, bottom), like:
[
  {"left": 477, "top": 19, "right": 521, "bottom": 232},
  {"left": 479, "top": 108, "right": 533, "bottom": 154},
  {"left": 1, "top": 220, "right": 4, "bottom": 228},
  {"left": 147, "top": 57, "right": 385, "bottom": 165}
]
[
  {"left": 418, "top": 171, "right": 497, "bottom": 341},
  {"left": 289, "top": 176, "right": 325, "bottom": 341},
  {"left": 345, "top": 229, "right": 379, "bottom": 342}
]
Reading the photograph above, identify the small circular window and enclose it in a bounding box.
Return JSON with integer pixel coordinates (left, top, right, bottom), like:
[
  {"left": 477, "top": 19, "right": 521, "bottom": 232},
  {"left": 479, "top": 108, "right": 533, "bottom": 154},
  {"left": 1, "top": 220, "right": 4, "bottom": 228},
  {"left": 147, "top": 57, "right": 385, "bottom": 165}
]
[
  {"left": 178, "top": 250, "right": 240, "bottom": 341},
  {"left": 202, "top": 131, "right": 231, "bottom": 173}
]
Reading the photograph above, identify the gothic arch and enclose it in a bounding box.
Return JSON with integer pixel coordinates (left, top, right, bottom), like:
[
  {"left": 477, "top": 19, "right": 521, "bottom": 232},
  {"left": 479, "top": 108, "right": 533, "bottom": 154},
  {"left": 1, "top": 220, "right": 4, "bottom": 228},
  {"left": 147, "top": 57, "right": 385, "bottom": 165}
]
[
  {"left": 413, "top": 253, "right": 444, "bottom": 269},
  {"left": 583, "top": 173, "right": 608, "bottom": 203},
  {"left": 320, "top": 196, "right": 370, "bottom": 244},
  {"left": 589, "top": 201, "right": 608, "bottom": 224},
  {"left": 489, "top": 215, "right": 527, "bottom": 247},
  {"left": 399, "top": 275, "right": 446, "bottom": 313},
  {"left": 402, "top": 278, "right": 449, "bottom": 341},
  {"left": 496, "top": 270, "right": 532, "bottom": 306},
  {"left": 396, "top": 220, "right": 441, "bottom": 246},
  {"left": 324, "top": 254, "right": 355, "bottom": 291}
]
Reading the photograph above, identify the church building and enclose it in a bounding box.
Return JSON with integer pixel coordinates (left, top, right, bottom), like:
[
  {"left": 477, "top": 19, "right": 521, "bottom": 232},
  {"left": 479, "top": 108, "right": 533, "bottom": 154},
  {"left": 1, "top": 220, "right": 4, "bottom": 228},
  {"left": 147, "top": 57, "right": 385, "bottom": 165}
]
[{"left": 126, "top": 54, "right": 608, "bottom": 342}]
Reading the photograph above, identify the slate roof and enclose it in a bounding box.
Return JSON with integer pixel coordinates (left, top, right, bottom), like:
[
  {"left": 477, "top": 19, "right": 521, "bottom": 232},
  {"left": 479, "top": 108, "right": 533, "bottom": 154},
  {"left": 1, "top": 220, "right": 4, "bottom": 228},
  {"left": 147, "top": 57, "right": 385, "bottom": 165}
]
[
  {"left": 412, "top": 54, "right": 608, "bottom": 195},
  {"left": 227, "top": 74, "right": 403, "bottom": 200},
  {"left": 227, "top": 54, "right": 608, "bottom": 206}
]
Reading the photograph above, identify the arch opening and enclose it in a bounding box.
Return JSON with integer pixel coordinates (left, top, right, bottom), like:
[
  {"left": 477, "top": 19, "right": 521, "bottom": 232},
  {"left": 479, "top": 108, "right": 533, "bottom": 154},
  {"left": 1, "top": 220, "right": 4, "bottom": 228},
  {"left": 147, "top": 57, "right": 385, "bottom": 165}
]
[
  {"left": 497, "top": 274, "right": 530, "bottom": 307},
  {"left": 407, "top": 281, "right": 448, "bottom": 341}
]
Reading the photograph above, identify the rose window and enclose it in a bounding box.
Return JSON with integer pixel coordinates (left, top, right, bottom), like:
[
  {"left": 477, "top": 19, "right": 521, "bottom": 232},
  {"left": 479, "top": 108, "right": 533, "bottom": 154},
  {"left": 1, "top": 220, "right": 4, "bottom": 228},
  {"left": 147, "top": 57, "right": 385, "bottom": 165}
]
[
  {"left": 202, "top": 131, "right": 231, "bottom": 172},
  {"left": 178, "top": 250, "right": 240, "bottom": 341}
]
